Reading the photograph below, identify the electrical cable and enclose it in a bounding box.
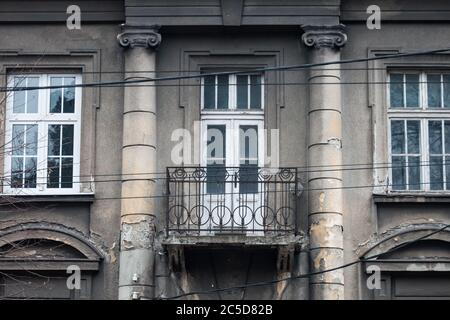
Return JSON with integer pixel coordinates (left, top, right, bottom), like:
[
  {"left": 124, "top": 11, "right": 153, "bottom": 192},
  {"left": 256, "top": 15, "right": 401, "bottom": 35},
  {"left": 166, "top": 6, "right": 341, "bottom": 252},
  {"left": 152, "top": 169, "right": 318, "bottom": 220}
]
[
  {"left": 2, "top": 47, "right": 450, "bottom": 92},
  {"left": 160, "top": 223, "right": 450, "bottom": 300}
]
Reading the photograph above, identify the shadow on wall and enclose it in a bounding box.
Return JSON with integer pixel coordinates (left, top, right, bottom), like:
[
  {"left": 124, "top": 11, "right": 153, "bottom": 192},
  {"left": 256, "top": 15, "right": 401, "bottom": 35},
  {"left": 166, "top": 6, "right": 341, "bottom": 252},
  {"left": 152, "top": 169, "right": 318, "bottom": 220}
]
[{"left": 182, "top": 248, "right": 278, "bottom": 300}]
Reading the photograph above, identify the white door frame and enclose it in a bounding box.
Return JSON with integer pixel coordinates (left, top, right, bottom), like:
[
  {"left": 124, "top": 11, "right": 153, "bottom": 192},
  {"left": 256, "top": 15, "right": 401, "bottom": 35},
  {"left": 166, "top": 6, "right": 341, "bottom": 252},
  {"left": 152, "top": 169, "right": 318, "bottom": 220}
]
[{"left": 200, "top": 114, "right": 264, "bottom": 233}]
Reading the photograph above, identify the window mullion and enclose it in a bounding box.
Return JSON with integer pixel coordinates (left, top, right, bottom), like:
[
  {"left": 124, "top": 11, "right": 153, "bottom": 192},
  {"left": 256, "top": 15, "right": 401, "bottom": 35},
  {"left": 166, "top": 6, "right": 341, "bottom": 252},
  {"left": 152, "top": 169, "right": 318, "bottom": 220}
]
[
  {"left": 230, "top": 75, "right": 235, "bottom": 110},
  {"left": 403, "top": 74, "right": 406, "bottom": 108},
  {"left": 41, "top": 74, "right": 49, "bottom": 191},
  {"left": 423, "top": 119, "right": 429, "bottom": 191},
  {"left": 37, "top": 123, "right": 45, "bottom": 191},
  {"left": 61, "top": 78, "right": 65, "bottom": 113},
  {"left": 446, "top": 120, "right": 450, "bottom": 190},
  {"left": 247, "top": 75, "right": 250, "bottom": 109},
  {"left": 442, "top": 120, "right": 446, "bottom": 189},
  {"left": 59, "top": 125, "right": 63, "bottom": 188},
  {"left": 404, "top": 120, "right": 409, "bottom": 189},
  {"left": 422, "top": 72, "right": 427, "bottom": 110},
  {"left": 215, "top": 76, "right": 218, "bottom": 109},
  {"left": 24, "top": 78, "right": 28, "bottom": 114},
  {"left": 201, "top": 77, "right": 204, "bottom": 110},
  {"left": 261, "top": 75, "right": 265, "bottom": 109}
]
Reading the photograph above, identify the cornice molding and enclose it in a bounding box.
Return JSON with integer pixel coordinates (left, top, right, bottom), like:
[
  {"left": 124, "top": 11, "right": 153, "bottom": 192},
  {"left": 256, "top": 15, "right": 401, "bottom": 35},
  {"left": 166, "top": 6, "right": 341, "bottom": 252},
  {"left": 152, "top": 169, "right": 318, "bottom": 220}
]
[
  {"left": 117, "top": 25, "right": 162, "bottom": 50},
  {"left": 301, "top": 24, "right": 347, "bottom": 50}
]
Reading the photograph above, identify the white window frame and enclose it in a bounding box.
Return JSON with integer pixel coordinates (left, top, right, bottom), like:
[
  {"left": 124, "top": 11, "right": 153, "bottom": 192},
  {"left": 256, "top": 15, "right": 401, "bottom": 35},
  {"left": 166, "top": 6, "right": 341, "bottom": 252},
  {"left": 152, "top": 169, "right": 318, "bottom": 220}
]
[
  {"left": 3, "top": 73, "right": 82, "bottom": 195},
  {"left": 387, "top": 71, "right": 450, "bottom": 192},
  {"left": 200, "top": 115, "right": 265, "bottom": 169},
  {"left": 200, "top": 73, "right": 265, "bottom": 111}
]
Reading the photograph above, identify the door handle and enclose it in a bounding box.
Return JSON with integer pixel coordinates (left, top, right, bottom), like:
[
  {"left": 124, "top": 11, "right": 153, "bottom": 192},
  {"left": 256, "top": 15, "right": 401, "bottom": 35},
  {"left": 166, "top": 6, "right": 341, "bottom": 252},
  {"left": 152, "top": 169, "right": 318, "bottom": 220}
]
[{"left": 234, "top": 172, "right": 238, "bottom": 188}]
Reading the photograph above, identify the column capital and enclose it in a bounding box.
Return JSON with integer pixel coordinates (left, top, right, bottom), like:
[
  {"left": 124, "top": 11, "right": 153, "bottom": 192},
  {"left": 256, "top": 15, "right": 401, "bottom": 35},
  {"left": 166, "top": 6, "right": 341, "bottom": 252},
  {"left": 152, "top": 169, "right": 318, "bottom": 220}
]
[
  {"left": 301, "top": 24, "right": 347, "bottom": 50},
  {"left": 117, "top": 24, "right": 162, "bottom": 50}
]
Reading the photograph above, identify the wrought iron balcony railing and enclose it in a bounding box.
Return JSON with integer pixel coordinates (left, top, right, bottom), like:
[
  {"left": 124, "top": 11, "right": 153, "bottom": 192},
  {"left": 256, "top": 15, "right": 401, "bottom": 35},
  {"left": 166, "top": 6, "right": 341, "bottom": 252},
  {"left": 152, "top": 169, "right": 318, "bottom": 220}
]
[{"left": 166, "top": 167, "right": 298, "bottom": 236}]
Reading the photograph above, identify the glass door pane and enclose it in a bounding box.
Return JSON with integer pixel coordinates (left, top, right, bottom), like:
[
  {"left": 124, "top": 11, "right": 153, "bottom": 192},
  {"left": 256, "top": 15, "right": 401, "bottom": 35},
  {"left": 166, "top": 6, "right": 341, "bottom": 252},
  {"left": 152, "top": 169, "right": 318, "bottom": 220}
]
[
  {"left": 239, "top": 125, "right": 258, "bottom": 194},
  {"left": 206, "top": 124, "right": 226, "bottom": 194}
]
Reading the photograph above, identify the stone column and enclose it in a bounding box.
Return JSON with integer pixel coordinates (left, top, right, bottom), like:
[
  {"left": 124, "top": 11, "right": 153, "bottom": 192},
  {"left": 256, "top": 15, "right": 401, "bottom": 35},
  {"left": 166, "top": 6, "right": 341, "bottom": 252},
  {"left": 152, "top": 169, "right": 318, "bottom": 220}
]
[
  {"left": 301, "top": 25, "right": 347, "bottom": 300},
  {"left": 117, "top": 25, "right": 161, "bottom": 300}
]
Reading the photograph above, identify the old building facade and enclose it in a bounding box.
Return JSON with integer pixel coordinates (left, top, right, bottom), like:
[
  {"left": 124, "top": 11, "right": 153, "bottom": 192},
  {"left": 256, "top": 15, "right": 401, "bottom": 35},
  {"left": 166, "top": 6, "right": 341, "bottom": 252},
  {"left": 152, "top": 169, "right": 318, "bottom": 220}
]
[{"left": 0, "top": 0, "right": 450, "bottom": 300}]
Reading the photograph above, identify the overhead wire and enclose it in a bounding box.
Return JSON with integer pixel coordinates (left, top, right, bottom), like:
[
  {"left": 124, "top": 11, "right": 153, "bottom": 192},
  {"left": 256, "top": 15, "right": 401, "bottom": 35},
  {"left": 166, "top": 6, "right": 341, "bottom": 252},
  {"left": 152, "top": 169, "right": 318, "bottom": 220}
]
[
  {"left": 2, "top": 47, "right": 450, "bottom": 92},
  {"left": 160, "top": 223, "right": 450, "bottom": 300}
]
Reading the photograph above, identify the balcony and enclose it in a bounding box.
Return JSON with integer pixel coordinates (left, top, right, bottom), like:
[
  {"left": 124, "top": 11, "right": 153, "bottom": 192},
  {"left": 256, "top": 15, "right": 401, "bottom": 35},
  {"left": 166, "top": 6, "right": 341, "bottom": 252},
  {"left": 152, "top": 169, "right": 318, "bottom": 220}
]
[{"left": 165, "top": 166, "right": 298, "bottom": 242}]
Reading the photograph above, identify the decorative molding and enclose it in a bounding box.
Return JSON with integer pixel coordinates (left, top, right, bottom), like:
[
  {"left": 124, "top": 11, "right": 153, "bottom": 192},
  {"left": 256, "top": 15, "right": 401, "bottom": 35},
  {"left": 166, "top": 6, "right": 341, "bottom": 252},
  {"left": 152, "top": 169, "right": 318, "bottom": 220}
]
[
  {"left": 0, "top": 222, "right": 104, "bottom": 260},
  {"left": 117, "top": 25, "right": 162, "bottom": 50},
  {"left": 359, "top": 223, "right": 450, "bottom": 259},
  {"left": 0, "top": 50, "right": 100, "bottom": 195},
  {"left": 301, "top": 24, "right": 347, "bottom": 50},
  {"left": 221, "top": 0, "right": 244, "bottom": 26}
]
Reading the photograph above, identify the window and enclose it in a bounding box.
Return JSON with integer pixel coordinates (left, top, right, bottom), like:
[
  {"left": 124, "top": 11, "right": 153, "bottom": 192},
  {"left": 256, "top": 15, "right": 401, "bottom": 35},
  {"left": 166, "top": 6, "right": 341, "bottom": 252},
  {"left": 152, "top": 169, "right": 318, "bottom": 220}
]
[
  {"left": 202, "top": 74, "right": 264, "bottom": 110},
  {"left": 201, "top": 72, "right": 264, "bottom": 195},
  {"left": 206, "top": 124, "right": 226, "bottom": 194},
  {"left": 4, "top": 74, "right": 81, "bottom": 194},
  {"left": 388, "top": 71, "right": 450, "bottom": 191}
]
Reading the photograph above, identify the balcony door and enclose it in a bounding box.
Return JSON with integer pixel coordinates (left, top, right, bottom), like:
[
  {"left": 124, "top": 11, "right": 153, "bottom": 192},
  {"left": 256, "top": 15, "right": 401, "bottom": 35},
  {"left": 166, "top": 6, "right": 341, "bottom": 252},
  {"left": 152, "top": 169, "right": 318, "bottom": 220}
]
[{"left": 201, "top": 117, "right": 264, "bottom": 233}]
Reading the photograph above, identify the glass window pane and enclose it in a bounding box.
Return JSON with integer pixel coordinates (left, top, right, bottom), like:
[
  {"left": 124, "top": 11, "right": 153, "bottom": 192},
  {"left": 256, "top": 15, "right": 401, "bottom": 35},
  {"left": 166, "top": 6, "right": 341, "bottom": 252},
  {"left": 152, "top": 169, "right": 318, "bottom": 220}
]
[
  {"left": 407, "top": 120, "right": 420, "bottom": 154},
  {"left": 12, "top": 125, "right": 25, "bottom": 156},
  {"left": 62, "top": 125, "right": 74, "bottom": 156},
  {"left": 392, "top": 156, "right": 406, "bottom": 190},
  {"left": 405, "top": 74, "right": 419, "bottom": 108},
  {"left": 239, "top": 125, "right": 258, "bottom": 161},
  {"left": 207, "top": 125, "right": 225, "bottom": 161},
  {"left": 443, "top": 75, "right": 450, "bottom": 108},
  {"left": 250, "top": 75, "right": 262, "bottom": 109},
  {"left": 206, "top": 165, "right": 226, "bottom": 194},
  {"left": 427, "top": 74, "right": 442, "bottom": 108},
  {"left": 50, "top": 77, "right": 62, "bottom": 113},
  {"left": 61, "top": 158, "right": 73, "bottom": 188},
  {"left": 25, "top": 125, "right": 38, "bottom": 156},
  {"left": 11, "top": 157, "right": 23, "bottom": 188},
  {"left": 24, "top": 157, "right": 37, "bottom": 188},
  {"left": 63, "top": 77, "right": 75, "bottom": 113},
  {"left": 430, "top": 156, "right": 444, "bottom": 190},
  {"left": 445, "top": 121, "right": 450, "bottom": 154},
  {"left": 13, "top": 77, "right": 26, "bottom": 114},
  {"left": 217, "top": 75, "right": 229, "bottom": 109},
  {"left": 239, "top": 164, "right": 258, "bottom": 194},
  {"left": 446, "top": 156, "right": 450, "bottom": 190},
  {"left": 390, "top": 74, "right": 404, "bottom": 108},
  {"left": 236, "top": 75, "right": 248, "bottom": 109},
  {"left": 47, "top": 157, "right": 60, "bottom": 188},
  {"left": 203, "top": 75, "right": 215, "bottom": 109},
  {"left": 206, "top": 124, "right": 226, "bottom": 194},
  {"left": 26, "top": 77, "right": 39, "bottom": 113},
  {"left": 48, "top": 125, "right": 61, "bottom": 156},
  {"left": 429, "top": 121, "right": 443, "bottom": 154},
  {"left": 391, "top": 120, "right": 405, "bottom": 154},
  {"left": 408, "top": 156, "right": 421, "bottom": 190}
]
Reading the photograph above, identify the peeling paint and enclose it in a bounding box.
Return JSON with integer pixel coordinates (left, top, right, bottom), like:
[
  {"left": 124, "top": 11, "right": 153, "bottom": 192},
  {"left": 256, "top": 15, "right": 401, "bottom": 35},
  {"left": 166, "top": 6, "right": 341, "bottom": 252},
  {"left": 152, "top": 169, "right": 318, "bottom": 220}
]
[
  {"left": 356, "top": 222, "right": 450, "bottom": 257},
  {"left": 275, "top": 272, "right": 290, "bottom": 299},
  {"left": 108, "top": 242, "right": 117, "bottom": 263},
  {"left": 327, "top": 137, "right": 342, "bottom": 149},
  {"left": 121, "top": 219, "right": 155, "bottom": 250},
  {"left": 319, "top": 192, "right": 325, "bottom": 211}
]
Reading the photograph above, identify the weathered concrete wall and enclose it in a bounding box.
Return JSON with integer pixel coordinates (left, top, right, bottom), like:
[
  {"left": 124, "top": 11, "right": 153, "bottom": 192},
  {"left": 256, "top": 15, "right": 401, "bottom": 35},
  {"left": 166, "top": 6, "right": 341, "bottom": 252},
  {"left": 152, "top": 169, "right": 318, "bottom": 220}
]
[
  {"left": 2, "top": 2, "right": 450, "bottom": 300},
  {"left": 341, "top": 22, "right": 450, "bottom": 299},
  {"left": 153, "top": 31, "right": 310, "bottom": 299},
  {"left": 0, "top": 23, "right": 124, "bottom": 299}
]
